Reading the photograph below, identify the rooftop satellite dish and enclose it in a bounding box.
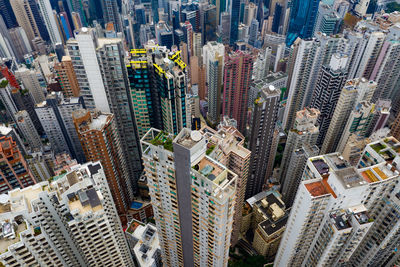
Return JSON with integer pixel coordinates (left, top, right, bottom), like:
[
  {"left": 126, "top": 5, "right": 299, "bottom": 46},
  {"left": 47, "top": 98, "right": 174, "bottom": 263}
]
[{"left": 191, "top": 131, "right": 202, "bottom": 142}]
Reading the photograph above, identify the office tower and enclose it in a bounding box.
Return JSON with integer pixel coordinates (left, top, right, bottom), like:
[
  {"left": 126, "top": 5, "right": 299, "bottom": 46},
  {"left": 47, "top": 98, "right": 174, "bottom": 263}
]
[
  {"left": 336, "top": 101, "right": 375, "bottom": 152},
  {"left": 248, "top": 19, "right": 259, "bottom": 47},
  {"left": 54, "top": 56, "right": 80, "bottom": 97},
  {"left": 280, "top": 108, "right": 320, "bottom": 186},
  {"left": 37, "top": 0, "right": 62, "bottom": 45},
  {"left": 203, "top": 4, "right": 217, "bottom": 43},
  {"left": 0, "top": 162, "right": 134, "bottom": 266},
  {"left": 250, "top": 190, "right": 289, "bottom": 257},
  {"left": 72, "top": 110, "right": 132, "bottom": 221},
  {"left": 102, "top": 0, "right": 121, "bottom": 32},
  {"left": 322, "top": 78, "right": 377, "bottom": 154},
  {"left": 67, "top": 28, "right": 109, "bottom": 111},
  {"left": 15, "top": 110, "right": 42, "bottom": 151},
  {"left": 35, "top": 93, "right": 86, "bottom": 162},
  {"left": 310, "top": 54, "right": 349, "bottom": 147},
  {"left": 15, "top": 67, "right": 45, "bottom": 105},
  {"left": 230, "top": 0, "right": 240, "bottom": 45},
  {"left": 203, "top": 41, "right": 224, "bottom": 124},
  {"left": 313, "top": 3, "right": 341, "bottom": 36},
  {"left": 10, "top": 0, "right": 41, "bottom": 45},
  {"left": 222, "top": 50, "right": 254, "bottom": 132},
  {"left": 0, "top": 0, "right": 18, "bottom": 28},
  {"left": 347, "top": 31, "right": 385, "bottom": 80},
  {"left": 243, "top": 2, "right": 257, "bottom": 26},
  {"left": 201, "top": 125, "right": 251, "bottom": 247},
  {"left": 125, "top": 220, "right": 162, "bottom": 267},
  {"left": 155, "top": 21, "right": 173, "bottom": 49},
  {"left": 372, "top": 40, "right": 400, "bottom": 115},
  {"left": 247, "top": 85, "right": 280, "bottom": 198},
  {"left": 286, "top": 0, "right": 320, "bottom": 45},
  {"left": 0, "top": 135, "right": 36, "bottom": 194},
  {"left": 219, "top": 12, "right": 230, "bottom": 44},
  {"left": 253, "top": 46, "right": 271, "bottom": 80},
  {"left": 141, "top": 128, "right": 237, "bottom": 266},
  {"left": 8, "top": 27, "right": 32, "bottom": 62}
]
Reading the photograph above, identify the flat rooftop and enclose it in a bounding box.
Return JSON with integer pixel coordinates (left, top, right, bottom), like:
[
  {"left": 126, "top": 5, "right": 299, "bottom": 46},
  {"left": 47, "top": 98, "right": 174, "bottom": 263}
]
[
  {"left": 305, "top": 178, "right": 337, "bottom": 198},
  {"left": 334, "top": 167, "right": 367, "bottom": 189},
  {"left": 259, "top": 214, "right": 288, "bottom": 236},
  {"left": 197, "top": 157, "right": 224, "bottom": 181},
  {"left": 0, "top": 222, "right": 27, "bottom": 253},
  {"left": 330, "top": 212, "right": 351, "bottom": 231},
  {"left": 68, "top": 188, "right": 103, "bottom": 215}
]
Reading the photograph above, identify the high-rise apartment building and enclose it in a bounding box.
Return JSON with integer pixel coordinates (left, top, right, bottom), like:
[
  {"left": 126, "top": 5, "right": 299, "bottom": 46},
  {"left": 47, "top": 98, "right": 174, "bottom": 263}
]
[
  {"left": 54, "top": 56, "right": 80, "bottom": 97},
  {"left": 247, "top": 85, "right": 280, "bottom": 198},
  {"left": 310, "top": 53, "right": 349, "bottom": 147},
  {"left": 0, "top": 135, "right": 36, "bottom": 194},
  {"left": 72, "top": 109, "right": 133, "bottom": 222},
  {"left": 0, "top": 162, "right": 134, "bottom": 266},
  {"left": 280, "top": 108, "right": 320, "bottom": 189},
  {"left": 15, "top": 110, "right": 42, "bottom": 151},
  {"left": 102, "top": 0, "right": 121, "bottom": 32},
  {"left": 203, "top": 42, "right": 224, "bottom": 124},
  {"left": 68, "top": 28, "right": 143, "bottom": 190},
  {"left": 283, "top": 34, "right": 344, "bottom": 131},
  {"left": 201, "top": 125, "right": 250, "bottom": 246},
  {"left": 35, "top": 93, "right": 86, "bottom": 162},
  {"left": 10, "top": 0, "right": 41, "bottom": 45},
  {"left": 322, "top": 78, "right": 376, "bottom": 154},
  {"left": 276, "top": 137, "right": 400, "bottom": 266},
  {"left": 15, "top": 67, "right": 45, "bottom": 105},
  {"left": 253, "top": 46, "right": 271, "bottom": 81},
  {"left": 141, "top": 128, "right": 237, "bottom": 266},
  {"left": 222, "top": 50, "right": 254, "bottom": 132},
  {"left": 0, "top": 0, "right": 18, "bottom": 29},
  {"left": 37, "top": 0, "right": 62, "bottom": 45},
  {"left": 127, "top": 43, "right": 189, "bottom": 137},
  {"left": 337, "top": 101, "right": 376, "bottom": 152}
]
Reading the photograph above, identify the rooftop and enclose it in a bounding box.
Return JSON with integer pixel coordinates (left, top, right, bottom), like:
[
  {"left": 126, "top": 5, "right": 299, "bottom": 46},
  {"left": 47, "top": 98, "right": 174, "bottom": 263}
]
[
  {"left": 196, "top": 157, "right": 224, "bottom": 182},
  {"left": 150, "top": 131, "right": 174, "bottom": 152},
  {"left": 330, "top": 212, "right": 351, "bottom": 231},
  {"left": 0, "top": 221, "right": 27, "bottom": 253},
  {"left": 67, "top": 188, "right": 103, "bottom": 215},
  {"left": 305, "top": 178, "right": 337, "bottom": 198}
]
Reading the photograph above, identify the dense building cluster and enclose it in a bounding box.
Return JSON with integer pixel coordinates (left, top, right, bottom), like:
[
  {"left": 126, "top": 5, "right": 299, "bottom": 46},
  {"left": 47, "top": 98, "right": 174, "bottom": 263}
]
[{"left": 0, "top": 0, "right": 400, "bottom": 266}]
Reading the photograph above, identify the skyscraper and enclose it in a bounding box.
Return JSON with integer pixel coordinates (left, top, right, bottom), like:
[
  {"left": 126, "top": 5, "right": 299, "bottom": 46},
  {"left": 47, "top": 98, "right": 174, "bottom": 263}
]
[
  {"left": 10, "top": 0, "right": 41, "bottom": 45},
  {"left": 0, "top": 135, "right": 36, "bottom": 194},
  {"left": 102, "top": 0, "right": 121, "bottom": 32},
  {"left": 54, "top": 55, "right": 80, "bottom": 97},
  {"left": 336, "top": 101, "right": 375, "bottom": 152},
  {"left": 322, "top": 78, "right": 376, "bottom": 154},
  {"left": 222, "top": 50, "right": 254, "bottom": 132},
  {"left": 203, "top": 42, "right": 224, "bottom": 125},
  {"left": 275, "top": 137, "right": 400, "bottom": 266},
  {"left": 280, "top": 108, "right": 320, "bottom": 189},
  {"left": 37, "top": 0, "right": 62, "bottom": 45},
  {"left": 286, "top": 0, "right": 320, "bottom": 45},
  {"left": 73, "top": 109, "right": 132, "bottom": 222},
  {"left": 141, "top": 128, "right": 237, "bottom": 266},
  {"left": 0, "top": 0, "right": 18, "bottom": 28},
  {"left": 15, "top": 67, "right": 45, "bottom": 105},
  {"left": 247, "top": 85, "right": 280, "bottom": 198},
  {"left": 310, "top": 53, "right": 349, "bottom": 147},
  {"left": 35, "top": 93, "right": 86, "bottom": 163},
  {"left": 229, "top": 0, "right": 240, "bottom": 45},
  {"left": 201, "top": 125, "right": 251, "bottom": 247},
  {"left": 15, "top": 110, "right": 42, "bottom": 151},
  {"left": 0, "top": 162, "right": 134, "bottom": 266}
]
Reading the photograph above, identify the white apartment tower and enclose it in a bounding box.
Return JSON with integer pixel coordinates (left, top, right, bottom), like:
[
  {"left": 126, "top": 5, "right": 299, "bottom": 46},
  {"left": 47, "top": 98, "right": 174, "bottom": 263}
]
[
  {"left": 0, "top": 162, "right": 134, "bottom": 267},
  {"left": 37, "top": 0, "right": 62, "bottom": 45},
  {"left": 15, "top": 67, "right": 46, "bottom": 105},
  {"left": 276, "top": 137, "right": 400, "bottom": 266},
  {"left": 141, "top": 128, "right": 237, "bottom": 267}
]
